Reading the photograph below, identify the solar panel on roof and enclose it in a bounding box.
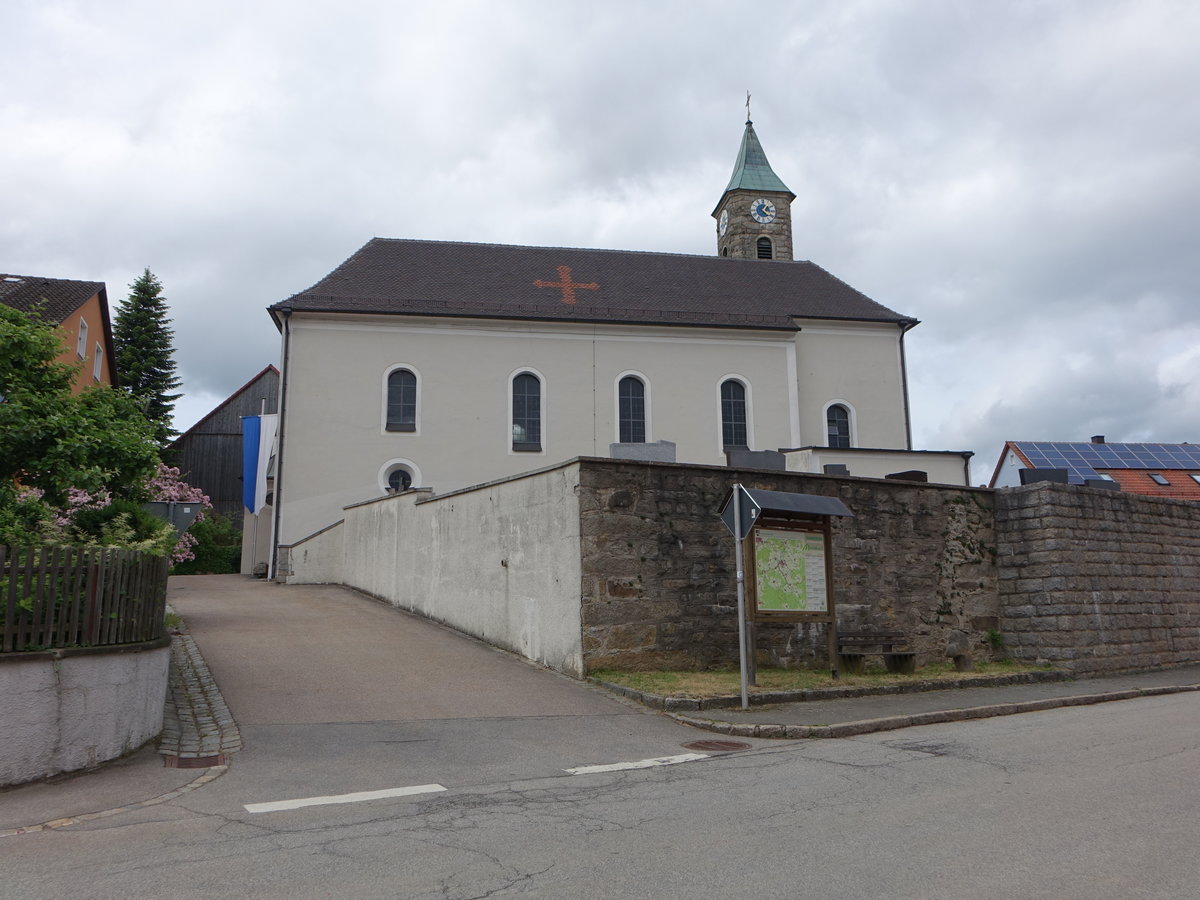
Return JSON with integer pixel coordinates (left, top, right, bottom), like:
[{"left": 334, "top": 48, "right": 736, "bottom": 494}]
[{"left": 1017, "top": 440, "right": 1200, "bottom": 475}]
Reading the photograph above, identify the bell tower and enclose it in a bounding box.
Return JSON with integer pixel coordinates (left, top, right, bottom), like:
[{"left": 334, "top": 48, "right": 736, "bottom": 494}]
[{"left": 712, "top": 114, "right": 795, "bottom": 261}]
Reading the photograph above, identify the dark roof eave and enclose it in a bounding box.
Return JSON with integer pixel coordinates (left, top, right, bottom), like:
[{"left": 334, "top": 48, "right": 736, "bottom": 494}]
[
  {"left": 793, "top": 313, "right": 920, "bottom": 329},
  {"left": 266, "top": 302, "right": 804, "bottom": 332},
  {"left": 784, "top": 446, "right": 973, "bottom": 457}
]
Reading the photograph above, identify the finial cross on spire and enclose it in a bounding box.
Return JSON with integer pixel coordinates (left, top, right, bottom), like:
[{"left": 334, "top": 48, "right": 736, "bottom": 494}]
[{"left": 746, "top": 90, "right": 752, "bottom": 123}]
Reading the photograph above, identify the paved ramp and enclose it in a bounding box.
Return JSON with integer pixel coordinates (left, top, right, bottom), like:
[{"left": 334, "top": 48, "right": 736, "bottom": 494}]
[{"left": 167, "top": 575, "right": 624, "bottom": 725}]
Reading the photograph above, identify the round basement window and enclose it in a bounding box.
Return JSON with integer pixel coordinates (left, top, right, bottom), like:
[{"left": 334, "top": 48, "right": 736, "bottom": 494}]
[
  {"left": 387, "top": 467, "right": 413, "bottom": 492},
  {"left": 377, "top": 458, "right": 422, "bottom": 495}
]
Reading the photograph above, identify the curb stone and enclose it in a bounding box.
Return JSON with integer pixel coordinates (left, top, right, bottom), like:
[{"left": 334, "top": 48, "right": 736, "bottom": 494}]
[
  {"left": 0, "top": 767, "right": 228, "bottom": 838},
  {"left": 159, "top": 607, "right": 242, "bottom": 761},
  {"left": 665, "top": 684, "right": 1200, "bottom": 739}
]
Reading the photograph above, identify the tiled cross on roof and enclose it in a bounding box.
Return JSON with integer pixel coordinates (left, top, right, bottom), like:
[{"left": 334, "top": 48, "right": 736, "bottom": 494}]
[{"left": 533, "top": 266, "right": 599, "bottom": 305}]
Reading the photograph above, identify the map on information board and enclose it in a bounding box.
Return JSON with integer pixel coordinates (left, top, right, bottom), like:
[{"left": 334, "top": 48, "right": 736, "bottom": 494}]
[{"left": 752, "top": 528, "right": 828, "bottom": 613}]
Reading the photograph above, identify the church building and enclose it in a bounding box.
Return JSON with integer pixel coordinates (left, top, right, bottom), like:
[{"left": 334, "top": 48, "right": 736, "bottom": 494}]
[{"left": 257, "top": 119, "right": 969, "bottom": 565}]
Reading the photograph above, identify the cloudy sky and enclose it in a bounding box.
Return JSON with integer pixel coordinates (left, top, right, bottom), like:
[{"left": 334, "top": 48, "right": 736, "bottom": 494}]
[{"left": 5, "top": 0, "right": 1198, "bottom": 483}]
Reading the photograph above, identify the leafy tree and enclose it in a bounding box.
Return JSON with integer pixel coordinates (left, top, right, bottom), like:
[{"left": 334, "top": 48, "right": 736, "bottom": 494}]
[
  {"left": 0, "top": 304, "right": 160, "bottom": 514},
  {"left": 113, "top": 268, "right": 182, "bottom": 445}
]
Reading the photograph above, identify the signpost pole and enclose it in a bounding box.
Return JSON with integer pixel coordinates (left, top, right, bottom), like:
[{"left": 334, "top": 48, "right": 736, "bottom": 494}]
[
  {"left": 745, "top": 618, "right": 757, "bottom": 685},
  {"left": 826, "top": 517, "right": 839, "bottom": 680},
  {"left": 733, "top": 484, "right": 749, "bottom": 710}
]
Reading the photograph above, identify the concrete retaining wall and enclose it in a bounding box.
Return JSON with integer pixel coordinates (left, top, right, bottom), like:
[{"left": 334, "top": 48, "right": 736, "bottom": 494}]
[
  {"left": 0, "top": 643, "right": 169, "bottom": 786},
  {"left": 996, "top": 482, "right": 1200, "bottom": 673},
  {"left": 334, "top": 465, "right": 586, "bottom": 676},
  {"left": 280, "top": 519, "right": 346, "bottom": 584}
]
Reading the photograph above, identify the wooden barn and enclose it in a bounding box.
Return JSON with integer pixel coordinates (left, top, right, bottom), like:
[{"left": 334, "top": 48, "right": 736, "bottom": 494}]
[{"left": 172, "top": 366, "right": 279, "bottom": 523}]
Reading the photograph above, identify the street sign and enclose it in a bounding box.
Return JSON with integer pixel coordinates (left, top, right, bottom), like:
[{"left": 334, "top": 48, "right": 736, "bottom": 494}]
[
  {"left": 720, "top": 486, "right": 851, "bottom": 540},
  {"left": 719, "top": 485, "right": 759, "bottom": 539}
]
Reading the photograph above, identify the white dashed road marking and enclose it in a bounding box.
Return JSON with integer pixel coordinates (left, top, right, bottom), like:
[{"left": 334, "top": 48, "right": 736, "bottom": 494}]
[
  {"left": 243, "top": 784, "right": 447, "bottom": 814},
  {"left": 564, "top": 753, "right": 709, "bottom": 775}
]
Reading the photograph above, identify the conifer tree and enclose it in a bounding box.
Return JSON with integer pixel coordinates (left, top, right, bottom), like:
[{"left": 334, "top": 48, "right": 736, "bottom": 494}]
[{"left": 113, "top": 268, "right": 182, "bottom": 444}]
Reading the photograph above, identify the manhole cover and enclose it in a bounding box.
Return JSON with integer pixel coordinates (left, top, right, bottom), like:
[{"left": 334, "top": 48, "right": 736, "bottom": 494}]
[{"left": 682, "top": 740, "right": 752, "bottom": 752}]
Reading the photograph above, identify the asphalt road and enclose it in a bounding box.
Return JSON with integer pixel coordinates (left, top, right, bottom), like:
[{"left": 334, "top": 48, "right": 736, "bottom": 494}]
[{"left": 2, "top": 578, "right": 1197, "bottom": 898}]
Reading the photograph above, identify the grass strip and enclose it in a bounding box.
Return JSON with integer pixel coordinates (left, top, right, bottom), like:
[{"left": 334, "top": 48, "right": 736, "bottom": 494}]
[{"left": 592, "top": 660, "right": 1050, "bottom": 699}]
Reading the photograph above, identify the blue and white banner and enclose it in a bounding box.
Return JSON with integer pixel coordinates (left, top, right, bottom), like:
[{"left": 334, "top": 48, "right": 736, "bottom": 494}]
[{"left": 241, "top": 414, "right": 278, "bottom": 513}]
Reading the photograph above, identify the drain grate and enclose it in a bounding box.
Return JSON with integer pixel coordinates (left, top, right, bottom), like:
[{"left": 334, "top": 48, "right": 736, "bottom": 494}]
[
  {"left": 682, "top": 740, "right": 752, "bottom": 752},
  {"left": 163, "top": 754, "right": 226, "bottom": 768}
]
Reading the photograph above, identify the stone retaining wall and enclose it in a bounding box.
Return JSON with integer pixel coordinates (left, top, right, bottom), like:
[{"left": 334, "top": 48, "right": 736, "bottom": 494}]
[
  {"left": 995, "top": 482, "right": 1200, "bottom": 674},
  {"left": 578, "top": 460, "right": 999, "bottom": 671}
]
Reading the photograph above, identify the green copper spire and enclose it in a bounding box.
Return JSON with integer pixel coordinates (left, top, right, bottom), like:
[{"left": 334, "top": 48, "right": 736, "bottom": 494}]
[{"left": 723, "top": 119, "right": 794, "bottom": 198}]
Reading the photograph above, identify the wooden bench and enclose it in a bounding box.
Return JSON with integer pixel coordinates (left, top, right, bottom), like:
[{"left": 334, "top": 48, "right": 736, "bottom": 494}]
[{"left": 838, "top": 631, "right": 916, "bottom": 675}]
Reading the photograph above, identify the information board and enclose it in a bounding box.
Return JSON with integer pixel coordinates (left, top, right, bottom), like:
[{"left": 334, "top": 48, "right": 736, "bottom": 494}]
[{"left": 751, "top": 527, "right": 829, "bottom": 614}]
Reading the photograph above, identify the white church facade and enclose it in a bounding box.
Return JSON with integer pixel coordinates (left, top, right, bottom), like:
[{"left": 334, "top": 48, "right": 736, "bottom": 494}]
[{"left": 251, "top": 119, "right": 970, "bottom": 569}]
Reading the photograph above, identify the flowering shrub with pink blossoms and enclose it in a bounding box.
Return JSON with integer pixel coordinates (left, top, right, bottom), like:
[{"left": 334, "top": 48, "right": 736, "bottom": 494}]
[
  {"left": 1, "top": 465, "right": 211, "bottom": 565},
  {"left": 144, "top": 464, "right": 213, "bottom": 564}
]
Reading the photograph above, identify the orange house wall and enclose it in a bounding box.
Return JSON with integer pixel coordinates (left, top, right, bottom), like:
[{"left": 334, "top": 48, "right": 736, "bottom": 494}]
[{"left": 53, "top": 293, "right": 115, "bottom": 393}]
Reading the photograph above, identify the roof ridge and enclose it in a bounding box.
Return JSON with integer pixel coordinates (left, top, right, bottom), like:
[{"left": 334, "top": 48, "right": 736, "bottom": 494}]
[{"left": 365, "top": 236, "right": 808, "bottom": 263}]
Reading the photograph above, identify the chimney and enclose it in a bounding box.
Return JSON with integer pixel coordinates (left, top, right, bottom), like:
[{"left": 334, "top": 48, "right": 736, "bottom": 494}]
[{"left": 1091, "top": 435, "right": 1105, "bottom": 444}]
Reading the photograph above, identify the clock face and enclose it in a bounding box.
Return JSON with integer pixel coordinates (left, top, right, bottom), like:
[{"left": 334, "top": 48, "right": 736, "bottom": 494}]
[
  {"left": 751, "top": 198, "right": 776, "bottom": 224},
  {"left": 718, "top": 209, "right": 729, "bottom": 236}
]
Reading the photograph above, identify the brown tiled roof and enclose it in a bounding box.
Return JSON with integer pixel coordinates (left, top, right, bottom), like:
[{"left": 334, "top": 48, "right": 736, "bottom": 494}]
[
  {"left": 1098, "top": 469, "right": 1200, "bottom": 501},
  {"left": 271, "top": 239, "right": 915, "bottom": 331},
  {"left": 0, "top": 274, "right": 105, "bottom": 324}
]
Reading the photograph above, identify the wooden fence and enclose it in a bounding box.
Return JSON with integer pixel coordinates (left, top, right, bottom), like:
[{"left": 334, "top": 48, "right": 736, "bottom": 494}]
[{"left": 1, "top": 545, "right": 170, "bottom": 653}]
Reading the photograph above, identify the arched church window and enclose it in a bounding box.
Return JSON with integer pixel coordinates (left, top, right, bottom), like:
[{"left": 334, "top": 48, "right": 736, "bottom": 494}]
[
  {"left": 827, "top": 404, "right": 851, "bottom": 448},
  {"left": 512, "top": 372, "right": 542, "bottom": 452},
  {"left": 721, "top": 380, "right": 748, "bottom": 449},
  {"left": 386, "top": 368, "right": 417, "bottom": 432},
  {"left": 618, "top": 376, "right": 646, "bottom": 443},
  {"left": 756, "top": 237, "right": 774, "bottom": 260}
]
